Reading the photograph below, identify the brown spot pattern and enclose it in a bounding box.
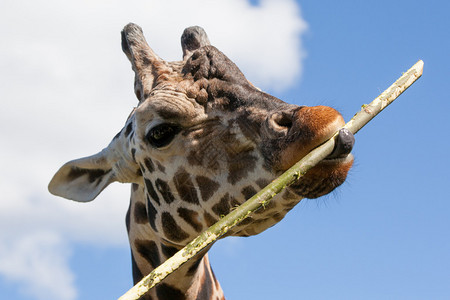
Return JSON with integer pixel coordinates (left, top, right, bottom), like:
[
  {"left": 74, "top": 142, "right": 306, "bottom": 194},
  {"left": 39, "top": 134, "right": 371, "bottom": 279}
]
[
  {"left": 161, "top": 212, "right": 189, "bottom": 242},
  {"left": 177, "top": 207, "right": 203, "bottom": 232},
  {"left": 131, "top": 252, "right": 144, "bottom": 284},
  {"left": 135, "top": 239, "right": 160, "bottom": 268},
  {"left": 236, "top": 113, "right": 261, "bottom": 141},
  {"left": 160, "top": 243, "right": 179, "bottom": 259},
  {"left": 155, "top": 178, "right": 175, "bottom": 204},
  {"left": 256, "top": 178, "right": 270, "bottom": 189},
  {"left": 125, "top": 122, "right": 133, "bottom": 137},
  {"left": 227, "top": 153, "right": 257, "bottom": 185},
  {"left": 146, "top": 196, "right": 158, "bottom": 231},
  {"left": 211, "top": 193, "right": 239, "bottom": 217},
  {"left": 203, "top": 212, "right": 217, "bottom": 227},
  {"left": 156, "top": 283, "right": 186, "bottom": 300},
  {"left": 134, "top": 201, "right": 148, "bottom": 224},
  {"left": 156, "top": 161, "right": 166, "bottom": 173},
  {"left": 144, "top": 178, "right": 160, "bottom": 205},
  {"left": 173, "top": 168, "right": 199, "bottom": 205},
  {"left": 241, "top": 185, "right": 257, "bottom": 200},
  {"left": 186, "top": 258, "right": 203, "bottom": 276},
  {"left": 143, "top": 157, "right": 155, "bottom": 173},
  {"left": 187, "top": 142, "right": 221, "bottom": 171},
  {"left": 195, "top": 176, "right": 220, "bottom": 202}
]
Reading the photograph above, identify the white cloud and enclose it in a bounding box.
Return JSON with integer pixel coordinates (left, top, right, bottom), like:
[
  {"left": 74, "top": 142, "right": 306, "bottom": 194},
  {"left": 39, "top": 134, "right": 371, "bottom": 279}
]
[
  {"left": 0, "top": 0, "right": 307, "bottom": 299},
  {"left": 0, "top": 232, "right": 76, "bottom": 300}
]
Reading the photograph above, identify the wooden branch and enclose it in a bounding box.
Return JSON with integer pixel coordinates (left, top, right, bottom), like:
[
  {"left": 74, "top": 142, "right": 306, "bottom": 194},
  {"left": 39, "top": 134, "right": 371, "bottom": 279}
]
[{"left": 118, "top": 60, "right": 424, "bottom": 300}]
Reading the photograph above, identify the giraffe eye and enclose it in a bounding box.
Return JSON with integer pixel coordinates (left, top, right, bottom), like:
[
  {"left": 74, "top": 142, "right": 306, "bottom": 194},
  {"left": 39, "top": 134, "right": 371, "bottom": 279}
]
[{"left": 146, "top": 123, "right": 181, "bottom": 148}]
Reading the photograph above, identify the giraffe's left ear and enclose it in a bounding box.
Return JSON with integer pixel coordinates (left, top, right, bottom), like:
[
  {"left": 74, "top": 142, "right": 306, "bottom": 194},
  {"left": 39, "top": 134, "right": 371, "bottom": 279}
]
[{"left": 48, "top": 151, "right": 117, "bottom": 202}]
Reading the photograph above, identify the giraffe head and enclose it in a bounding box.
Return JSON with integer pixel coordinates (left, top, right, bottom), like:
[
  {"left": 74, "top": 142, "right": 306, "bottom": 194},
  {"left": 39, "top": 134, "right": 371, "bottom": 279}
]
[{"left": 49, "top": 24, "right": 353, "bottom": 243}]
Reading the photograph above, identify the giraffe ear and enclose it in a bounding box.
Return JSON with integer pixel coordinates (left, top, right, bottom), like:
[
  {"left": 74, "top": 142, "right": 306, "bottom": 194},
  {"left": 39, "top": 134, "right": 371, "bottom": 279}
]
[{"left": 48, "top": 151, "right": 117, "bottom": 202}]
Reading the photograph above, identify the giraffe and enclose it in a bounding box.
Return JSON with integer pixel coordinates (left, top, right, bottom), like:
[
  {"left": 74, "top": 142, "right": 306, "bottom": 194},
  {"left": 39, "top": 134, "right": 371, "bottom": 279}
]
[{"left": 48, "top": 23, "right": 354, "bottom": 300}]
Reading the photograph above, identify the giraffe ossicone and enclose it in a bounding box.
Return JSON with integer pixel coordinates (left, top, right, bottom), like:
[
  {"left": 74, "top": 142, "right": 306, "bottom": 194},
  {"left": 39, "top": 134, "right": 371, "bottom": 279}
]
[{"left": 49, "top": 23, "right": 354, "bottom": 300}]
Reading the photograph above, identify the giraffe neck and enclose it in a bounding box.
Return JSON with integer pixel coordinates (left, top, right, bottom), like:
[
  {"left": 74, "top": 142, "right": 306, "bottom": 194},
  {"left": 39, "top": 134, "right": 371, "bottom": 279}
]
[{"left": 126, "top": 184, "right": 225, "bottom": 300}]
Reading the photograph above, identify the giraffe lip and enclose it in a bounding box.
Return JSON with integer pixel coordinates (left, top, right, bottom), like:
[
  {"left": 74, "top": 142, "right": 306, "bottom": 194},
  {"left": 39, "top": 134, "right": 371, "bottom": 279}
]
[{"left": 323, "top": 153, "right": 354, "bottom": 164}]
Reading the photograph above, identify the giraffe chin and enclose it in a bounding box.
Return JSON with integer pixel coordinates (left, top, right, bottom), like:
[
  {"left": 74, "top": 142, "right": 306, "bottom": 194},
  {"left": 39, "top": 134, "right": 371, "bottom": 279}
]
[{"left": 289, "top": 154, "right": 354, "bottom": 199}]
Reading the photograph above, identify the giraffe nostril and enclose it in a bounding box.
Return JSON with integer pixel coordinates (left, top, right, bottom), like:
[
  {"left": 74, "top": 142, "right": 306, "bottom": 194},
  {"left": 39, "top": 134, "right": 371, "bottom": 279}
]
[{"left": 269, "top": 112, "right": 293, "bottom": 132}]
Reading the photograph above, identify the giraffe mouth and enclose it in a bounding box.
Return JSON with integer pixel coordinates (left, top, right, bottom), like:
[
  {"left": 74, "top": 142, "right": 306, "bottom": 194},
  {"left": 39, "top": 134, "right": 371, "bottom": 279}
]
[{"left": 286, "top": 128, "right": 354, "bottom": 199}]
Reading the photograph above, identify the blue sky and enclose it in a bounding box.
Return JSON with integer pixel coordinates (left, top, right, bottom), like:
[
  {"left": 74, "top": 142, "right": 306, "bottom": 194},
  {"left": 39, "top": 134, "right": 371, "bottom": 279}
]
[{"left": 1, "top": 0, "right": 449, "bottom": 299}]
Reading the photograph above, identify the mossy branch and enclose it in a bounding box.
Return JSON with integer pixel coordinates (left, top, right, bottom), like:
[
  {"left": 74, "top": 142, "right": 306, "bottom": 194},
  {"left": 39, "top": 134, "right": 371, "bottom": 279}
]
[{"left": 118, "top": 60, "right": 424, "bottom": 300}]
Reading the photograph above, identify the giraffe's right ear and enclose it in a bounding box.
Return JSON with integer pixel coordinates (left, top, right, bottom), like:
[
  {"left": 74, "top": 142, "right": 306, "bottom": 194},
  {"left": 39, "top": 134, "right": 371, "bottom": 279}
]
[
  {"left": 48, "top": 151, "right": 117, "bottom": 202},
  {"left": 121, "top": 23, "right": 170, "bottom": 102}
]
